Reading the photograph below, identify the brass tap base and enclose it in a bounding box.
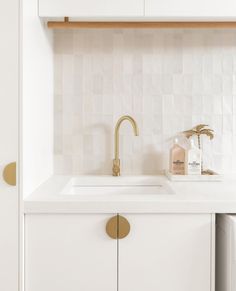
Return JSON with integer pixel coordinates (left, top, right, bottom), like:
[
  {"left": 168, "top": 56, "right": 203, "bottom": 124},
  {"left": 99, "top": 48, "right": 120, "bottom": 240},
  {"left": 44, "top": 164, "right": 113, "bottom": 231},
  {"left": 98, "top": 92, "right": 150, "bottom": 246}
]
[{"left": 112, "top": 159, "right": 120, "bottom": 176}]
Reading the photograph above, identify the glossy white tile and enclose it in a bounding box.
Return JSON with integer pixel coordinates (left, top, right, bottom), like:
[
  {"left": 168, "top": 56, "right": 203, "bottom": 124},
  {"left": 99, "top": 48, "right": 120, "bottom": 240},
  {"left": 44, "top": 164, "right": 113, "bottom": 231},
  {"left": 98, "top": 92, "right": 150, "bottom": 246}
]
[{"left": 54, "top": 29, "right": 236, "bottom": 175}]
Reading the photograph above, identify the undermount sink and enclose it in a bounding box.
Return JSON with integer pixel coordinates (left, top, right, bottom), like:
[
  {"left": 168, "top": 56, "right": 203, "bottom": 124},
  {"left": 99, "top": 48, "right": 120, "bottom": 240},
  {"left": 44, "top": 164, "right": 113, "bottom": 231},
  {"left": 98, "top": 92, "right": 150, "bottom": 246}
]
[{"left": 60, "top": 176, "right": 175, "bottom": 196}]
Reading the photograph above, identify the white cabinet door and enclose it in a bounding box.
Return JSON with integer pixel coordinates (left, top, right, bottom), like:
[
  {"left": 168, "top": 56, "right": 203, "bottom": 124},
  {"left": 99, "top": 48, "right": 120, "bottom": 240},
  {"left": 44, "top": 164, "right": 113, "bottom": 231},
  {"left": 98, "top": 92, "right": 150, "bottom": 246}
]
[
  {"left": 0, "top": 0, "right": 19, "bottom": 290},
  {"left": 119, "top": 214, "right": 213, "bottom": 291},
  {"left": 145, "top": 0, "right": 236, "bottom": 19},
  {"left": 39, "top": 0, "right": 144, "bottom": 17},
  {"left": 25, "top": 214, "right": 117, "bottom": 291}
]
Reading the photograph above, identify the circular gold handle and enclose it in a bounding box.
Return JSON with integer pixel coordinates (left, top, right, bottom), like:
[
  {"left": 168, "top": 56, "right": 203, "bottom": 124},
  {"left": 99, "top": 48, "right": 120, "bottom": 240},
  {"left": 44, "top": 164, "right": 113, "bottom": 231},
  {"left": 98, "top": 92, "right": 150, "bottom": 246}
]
[
  {"left": 106, "top": 215, "right": 130, "bottom": 239},
  {"left": 106, "top": 215, "right": 118, "bottom": 239},
  {"left": 3, "top": 162, "right": 16, "bottom": 186},
  {"left": 118, "top": 215, "right": 130, "bottom": 239}
]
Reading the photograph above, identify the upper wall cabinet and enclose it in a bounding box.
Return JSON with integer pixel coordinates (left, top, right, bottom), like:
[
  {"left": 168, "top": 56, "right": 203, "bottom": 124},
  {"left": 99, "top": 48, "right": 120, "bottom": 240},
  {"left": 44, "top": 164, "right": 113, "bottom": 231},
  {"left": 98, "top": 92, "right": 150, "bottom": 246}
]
[
  {"left": 145, "top": 0, "right": 236, "bottom": 19},
  {"left": 39, "top": 0, "right": 236, "bottom": 19},
  {"left": 39, "top": 0, "right": 144, "bottom": 17}
]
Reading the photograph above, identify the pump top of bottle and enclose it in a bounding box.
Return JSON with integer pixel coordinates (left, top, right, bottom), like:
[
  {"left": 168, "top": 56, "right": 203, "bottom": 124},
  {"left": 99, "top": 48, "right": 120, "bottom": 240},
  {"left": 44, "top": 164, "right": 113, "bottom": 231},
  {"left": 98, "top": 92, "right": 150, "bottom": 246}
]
[
  {"left": 190, "top": 139, "right": 195, "bottom": 148},
  {"left": 174, "top": 137, "right": 179, "bottom": 144}
]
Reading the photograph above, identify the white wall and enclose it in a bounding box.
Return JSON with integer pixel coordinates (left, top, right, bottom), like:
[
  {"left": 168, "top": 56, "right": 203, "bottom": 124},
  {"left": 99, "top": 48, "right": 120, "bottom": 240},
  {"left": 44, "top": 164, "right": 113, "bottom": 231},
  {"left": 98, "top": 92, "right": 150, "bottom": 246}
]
[
  {"left": 54, "top": 29, "right": 236, "bottom": 175},
  {"left": 22, "top": 0, "right": 54, "bottom": 197}
]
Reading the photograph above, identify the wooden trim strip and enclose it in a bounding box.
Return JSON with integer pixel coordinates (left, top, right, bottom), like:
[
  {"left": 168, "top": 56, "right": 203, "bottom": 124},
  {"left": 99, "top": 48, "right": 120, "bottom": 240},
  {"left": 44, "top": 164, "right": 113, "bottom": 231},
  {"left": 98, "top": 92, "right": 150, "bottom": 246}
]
[{"left": 47, "top": 21, "right": 236, "bottom": 29}]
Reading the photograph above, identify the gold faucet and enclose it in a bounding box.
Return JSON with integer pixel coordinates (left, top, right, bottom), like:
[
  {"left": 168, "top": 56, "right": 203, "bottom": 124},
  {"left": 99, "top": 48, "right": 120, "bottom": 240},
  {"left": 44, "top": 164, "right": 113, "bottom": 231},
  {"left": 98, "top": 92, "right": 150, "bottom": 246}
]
[{"left": 112, "top": 115, "right": 139, "bottom": 176}]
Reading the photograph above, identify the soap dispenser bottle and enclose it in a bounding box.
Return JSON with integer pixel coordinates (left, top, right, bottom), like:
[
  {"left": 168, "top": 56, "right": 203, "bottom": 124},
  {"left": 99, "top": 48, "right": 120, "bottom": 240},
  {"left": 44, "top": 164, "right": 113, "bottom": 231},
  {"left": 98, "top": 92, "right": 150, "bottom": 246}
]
[
  {"left": 169, "top": 138, "right": 185, "bottom": 175},
  {"left": 185, "top": 139, "right": 202, "bottom": 175}
]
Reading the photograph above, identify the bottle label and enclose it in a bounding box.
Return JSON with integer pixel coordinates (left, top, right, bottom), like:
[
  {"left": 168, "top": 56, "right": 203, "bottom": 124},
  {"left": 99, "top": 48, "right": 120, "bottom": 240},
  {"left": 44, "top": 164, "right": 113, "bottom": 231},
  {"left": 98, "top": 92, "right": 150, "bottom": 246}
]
[
  {"left": 188, "top": 161, "right": 200, "bottom": 167},
  {"left": 187, "top": 160, "right": 201, "bottom": 174},
  {"left": 173, "top": 160, "right": 185, "bottom": 174},
  {"left": 173, "top": 160, "right": 184, "bottom": 166}
]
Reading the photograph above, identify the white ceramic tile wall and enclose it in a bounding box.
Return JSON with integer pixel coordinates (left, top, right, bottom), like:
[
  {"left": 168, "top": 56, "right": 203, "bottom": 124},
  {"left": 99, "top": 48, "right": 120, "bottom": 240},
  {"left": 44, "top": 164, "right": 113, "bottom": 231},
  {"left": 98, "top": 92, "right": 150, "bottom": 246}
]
[{"left": 54, "top": 29, "right": 236, "bottom": 175}]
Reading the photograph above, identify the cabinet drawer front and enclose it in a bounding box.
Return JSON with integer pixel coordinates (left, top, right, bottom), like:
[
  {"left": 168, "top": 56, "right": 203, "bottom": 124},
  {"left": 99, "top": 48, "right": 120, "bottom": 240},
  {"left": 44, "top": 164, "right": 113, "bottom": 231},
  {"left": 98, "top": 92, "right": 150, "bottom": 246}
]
[
  {"left": 25, "top": 214, "right": 117, "bottom": 291},
  {"left": 119, "top": 214, "right": 213, "bottom": 291},
  {"left": 39, "top": 0, "right": 144, "bottom": 17},
  {"left": 145, "top": 0, "right": 236, "bottom": 18}
]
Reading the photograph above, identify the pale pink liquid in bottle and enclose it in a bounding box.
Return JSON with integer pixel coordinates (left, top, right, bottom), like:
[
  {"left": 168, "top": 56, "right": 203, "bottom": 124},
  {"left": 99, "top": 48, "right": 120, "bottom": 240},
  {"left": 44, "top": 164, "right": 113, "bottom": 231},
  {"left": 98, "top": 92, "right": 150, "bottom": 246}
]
[{"left": 169, "top": 139, "right": 185, "bottom": 175}]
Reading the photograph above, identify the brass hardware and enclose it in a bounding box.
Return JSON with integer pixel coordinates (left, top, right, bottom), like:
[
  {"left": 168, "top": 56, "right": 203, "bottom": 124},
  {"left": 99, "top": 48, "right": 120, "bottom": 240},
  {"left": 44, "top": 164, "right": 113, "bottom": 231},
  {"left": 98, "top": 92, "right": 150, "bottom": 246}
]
[
  {"left": 47, "top": 20, "right": 236, "bottom": 29},
  {"left": 3, "top": 162, "right": 16, "bottom": 186},
  {"left": 106, "top": 215, "right": 118, "bottom": 239},
  {"left": 112, "top": 115, "right": 139, "bottom": 176},
  {"left": 118, "top": 215, "right": 130, "bottom": 239},
  {"left": 106, "top": 215, "right": 130, "bottom": 239},
  {"left": 112, "top": 159, "right": 120, "bottom": 177}
]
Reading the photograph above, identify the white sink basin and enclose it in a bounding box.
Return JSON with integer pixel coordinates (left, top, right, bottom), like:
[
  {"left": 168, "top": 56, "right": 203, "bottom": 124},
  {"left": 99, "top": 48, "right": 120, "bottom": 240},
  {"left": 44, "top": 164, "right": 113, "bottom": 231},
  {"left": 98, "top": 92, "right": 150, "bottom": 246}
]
[{"left": 60, "top": 176, "right": 175, "bottom": 196}]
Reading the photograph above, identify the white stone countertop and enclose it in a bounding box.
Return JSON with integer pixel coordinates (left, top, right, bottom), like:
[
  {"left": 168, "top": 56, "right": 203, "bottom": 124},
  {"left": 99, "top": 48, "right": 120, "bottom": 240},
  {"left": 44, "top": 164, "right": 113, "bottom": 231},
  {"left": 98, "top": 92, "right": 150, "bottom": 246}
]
[{"left": 24, "top": 175, "right": 236, "bottom": 214}]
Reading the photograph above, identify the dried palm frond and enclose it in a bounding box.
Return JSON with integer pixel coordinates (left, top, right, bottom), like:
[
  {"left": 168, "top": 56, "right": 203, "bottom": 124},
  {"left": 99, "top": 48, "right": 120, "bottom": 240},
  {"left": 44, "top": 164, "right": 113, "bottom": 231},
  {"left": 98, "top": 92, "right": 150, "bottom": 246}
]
[
  {"left": 199, "top": 129, "right": 214, "bottom": 140},
  {"left": 195, "top": 124, "right": 209, "bottom": 132},
  {"left": 183, "top": 129, "right": 196, "bottom": 138},
  {"left": 183, "top": 124, "right": 214, "bottom": 142}
]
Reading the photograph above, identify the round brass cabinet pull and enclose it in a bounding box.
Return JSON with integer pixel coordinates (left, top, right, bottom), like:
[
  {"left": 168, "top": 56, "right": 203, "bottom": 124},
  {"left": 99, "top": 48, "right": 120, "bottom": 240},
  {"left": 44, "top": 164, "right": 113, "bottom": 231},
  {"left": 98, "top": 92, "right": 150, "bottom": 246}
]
[
  {"left": 106, "top": 215, "right": 118, "bottom": 239},
  {"left": 118, "top": 215, "right": 130, "bottom": 239},
  {"left": 106, "top": 215, "right": 130, "bottom": 239},
  {"left": 3, "top": 162, "right": 16, "bottom": 186}
]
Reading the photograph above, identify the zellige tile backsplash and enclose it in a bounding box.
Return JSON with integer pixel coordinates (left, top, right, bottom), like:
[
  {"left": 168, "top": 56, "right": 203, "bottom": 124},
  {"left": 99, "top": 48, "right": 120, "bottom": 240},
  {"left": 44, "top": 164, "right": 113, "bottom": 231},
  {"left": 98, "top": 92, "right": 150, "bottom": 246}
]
[{"left": 54, "top": 29, "right": 236, "bottom": 175}]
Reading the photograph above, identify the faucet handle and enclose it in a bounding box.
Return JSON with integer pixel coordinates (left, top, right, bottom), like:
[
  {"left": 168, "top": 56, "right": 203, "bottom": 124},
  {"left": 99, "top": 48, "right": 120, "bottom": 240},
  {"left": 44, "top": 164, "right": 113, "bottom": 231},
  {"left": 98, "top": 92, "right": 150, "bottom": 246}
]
[{"left": 112, "top": 159, "right": 120, "bottom": 176}]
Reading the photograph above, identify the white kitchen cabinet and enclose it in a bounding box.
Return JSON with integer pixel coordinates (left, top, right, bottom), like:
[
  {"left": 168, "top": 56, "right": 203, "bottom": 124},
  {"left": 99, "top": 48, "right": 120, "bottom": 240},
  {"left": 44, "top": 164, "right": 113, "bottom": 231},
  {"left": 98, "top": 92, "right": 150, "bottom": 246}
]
[
  {"left": 145, "top": 0, "right": 236, "bottom": 19},
  {"left": 25, "top": 214, "right": 214, "bottom": 291},
  {"left": 119, "top": 214, "right": 213, "bottom": 291},
  {"left": 0, "top": 0, "right": 19, "bottom": 290},
  {"left": 25, "top": 214, "right": 117, "bottom": 291},
  {"left": 39, "top": 0, "right": 144, "bottom": 17},
  {"left": 39, "top": 0, "right": 236, "bottom": 19}
]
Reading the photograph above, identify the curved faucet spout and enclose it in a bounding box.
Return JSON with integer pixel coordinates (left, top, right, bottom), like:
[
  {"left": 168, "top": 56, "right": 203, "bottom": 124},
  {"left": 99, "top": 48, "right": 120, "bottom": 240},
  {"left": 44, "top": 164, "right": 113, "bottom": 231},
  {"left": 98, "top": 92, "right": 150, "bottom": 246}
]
[{"left": 113, "top": 115, "right": 139, "bottom": 176}]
